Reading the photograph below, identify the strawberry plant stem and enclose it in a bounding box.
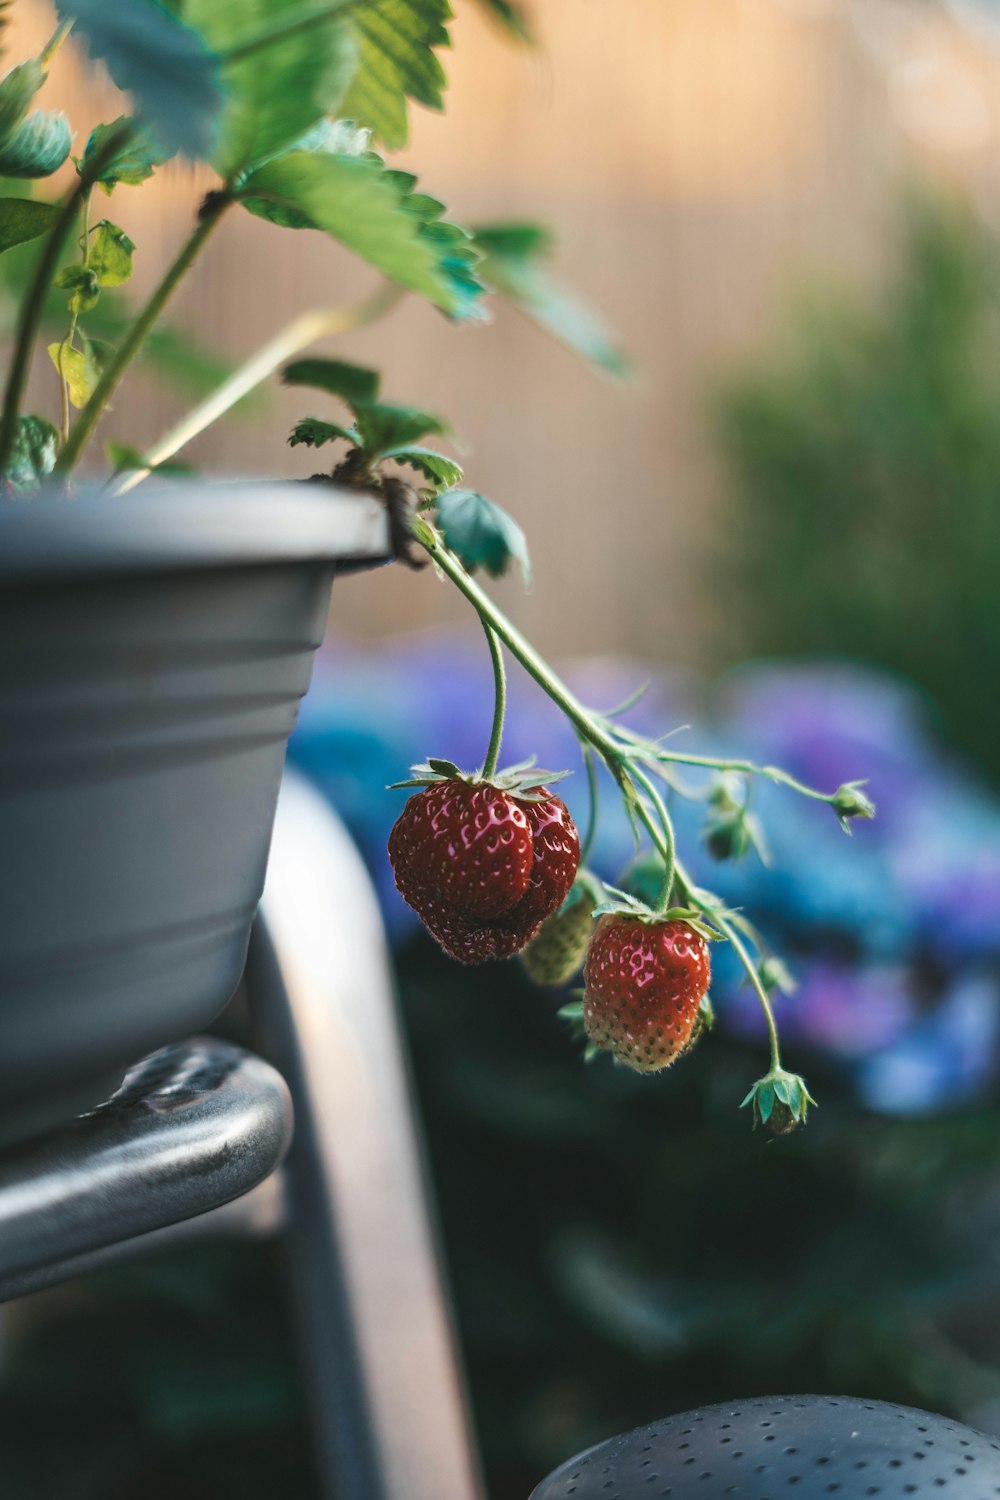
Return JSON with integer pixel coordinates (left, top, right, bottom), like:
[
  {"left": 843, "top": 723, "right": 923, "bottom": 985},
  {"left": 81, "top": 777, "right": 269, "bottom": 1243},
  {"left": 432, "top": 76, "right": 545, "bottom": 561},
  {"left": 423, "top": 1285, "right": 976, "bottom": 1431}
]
[
  {"left": 421, "top": 528, "right": 789, "bottom": 1067},
  {"left": 56, "top": 197, "right": 231, "bottom": 473},
  {"left": 631, "top": 765, "right": 676, "bottom": 913},
  {"left": 716, "top": 910, "right": 782, "bottom": 1073},
  {"left": 56, "top": 190, "right": 91, "bottom": 448},
  {"left": 649, "top": 749, "right": 842, "bottom": 807},
  {"left": 578, "top": 743, "right": 600, "bottom": 864},
  {"left": 41, "top": 19, "right": 74, "bottom": 64},
  {"left": 674, "top": 854, "right": 783, "bottom": 1072},
  {"left": 222, "top": 0, "right": 360, "bottom": 62},
  {"left": 481, "top": 621, "right": 506, "bottom": 780},
  {"left": 111, "top": 283, "right": 403, "bottom": 493},
  {"left": 0, "top": 121, "right": 132, "bottom": 483},
  {"left": 419, "top": 533, "right": 618, "bottom": 760}
]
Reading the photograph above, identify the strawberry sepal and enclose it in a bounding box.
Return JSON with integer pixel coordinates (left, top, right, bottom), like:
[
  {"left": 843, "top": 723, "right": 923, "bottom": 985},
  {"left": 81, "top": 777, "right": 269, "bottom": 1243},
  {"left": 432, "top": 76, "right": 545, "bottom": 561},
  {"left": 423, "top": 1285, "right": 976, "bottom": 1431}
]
[
  {"left": 389, "top": 754, "right": 571, "bottom": 798},
  {"left": 741, "top": 1067, "right": 816, "bottom": 1135}
]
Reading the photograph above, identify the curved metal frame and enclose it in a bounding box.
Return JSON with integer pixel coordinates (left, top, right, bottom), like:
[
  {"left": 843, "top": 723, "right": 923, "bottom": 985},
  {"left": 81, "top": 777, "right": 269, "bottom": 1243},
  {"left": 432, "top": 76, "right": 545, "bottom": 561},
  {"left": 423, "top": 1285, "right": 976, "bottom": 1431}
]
[
  {"left": 249, "top": 771, "right": 485, "bottom": 1500},
  {"left": 0, "top": 1039, "right": 292, "bottom": 1301}
]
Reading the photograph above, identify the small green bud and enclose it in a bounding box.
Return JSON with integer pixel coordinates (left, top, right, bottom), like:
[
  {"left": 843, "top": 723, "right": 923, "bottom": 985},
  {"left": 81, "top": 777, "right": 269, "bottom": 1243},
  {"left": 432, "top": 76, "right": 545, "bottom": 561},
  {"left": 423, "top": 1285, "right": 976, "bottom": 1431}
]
[
  {"left": 758, "top": 956, "right": 798, "bottom": 996},
  {"left": 741, "top": 1068, "right": 815, "bottom": 1135},
  {"left": 706, "top": 813, "right": 753, "bottom": 862},
  {"left": 704, "top": 775, "right": 766, "bottom": 863},
  {"left": 831, "top": 780, "right": 876, "bottom": 834}
]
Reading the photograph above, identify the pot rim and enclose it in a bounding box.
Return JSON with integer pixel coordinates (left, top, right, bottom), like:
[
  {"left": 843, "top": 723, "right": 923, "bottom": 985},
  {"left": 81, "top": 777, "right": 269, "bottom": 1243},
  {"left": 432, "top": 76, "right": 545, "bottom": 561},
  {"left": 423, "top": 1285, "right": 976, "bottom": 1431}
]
[{"left": 0, "top": 479, "right": 391, "bottom": 581}]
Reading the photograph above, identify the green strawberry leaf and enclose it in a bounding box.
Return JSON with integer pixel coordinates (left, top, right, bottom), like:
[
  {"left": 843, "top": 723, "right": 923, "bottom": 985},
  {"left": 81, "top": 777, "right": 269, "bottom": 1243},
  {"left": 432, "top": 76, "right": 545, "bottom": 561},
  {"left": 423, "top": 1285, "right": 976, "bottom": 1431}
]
[
  {"left": 342, "top": 0, "right": 451, "bottom": 151},
  {"left": 0, "top": 58, "right": 45, "bottom": 150},
  {"left": 88, "top": 221, "right": 136, "bottom": 287},
  {"left": 288, "top": 416, "right": 359, "bottom": 448},
  {"left": 0, "top": 197, "right": 58, "bottom": 254},
  {"left": 436, "top": 487, "right": 531, "bottom": 583},
  {"left": 237, "top": 148, "right": 486, "bottom": 319},
  {"left": 473, "top": 0, "right": 533, "bottom": 41},
  {"left": 54, "top": 263, "right": 101, "bottom": 315},
  {"left": 3, "top": 412, "right": 57, "bottom": 488},
  {"left": 383, "top": 445, "right": 462, "bottom": 489},
  {"left": 178, "top": 0, "right": 355, "bottom": 178},
  {"left": 426, "top": 757, "right": 462, "bottom": 776},
  {"left": 473, "top": 220, "right": 629, "bottom": 377},
  {"left": 282, "top": 356, "right": 380, "bottom": 406},
  {"left": 81, "top": 117, "right": 171, "bottom": 192},
  {"left": 106, "top": 440, "right": 193, "bottom": 476},
  {"left": 47, "top": 335, "right": 115, "bottom": 408},
  {"left": 0, "top": 110, "right": 71, "bottom": 177},
  {"left": 353, "top": 401, "right": 449, "bottom": 458},
  {"left": 54, "top": 0, "right": 221, "bottom": 159}
]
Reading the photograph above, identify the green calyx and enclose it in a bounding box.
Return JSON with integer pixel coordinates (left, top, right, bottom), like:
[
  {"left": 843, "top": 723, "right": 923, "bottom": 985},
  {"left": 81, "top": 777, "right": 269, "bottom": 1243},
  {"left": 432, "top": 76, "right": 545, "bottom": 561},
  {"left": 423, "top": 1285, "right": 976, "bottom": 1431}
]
[
  {"left": 832, "top": 779, "right": 876, "bottom": 834},
  {"left": 741, "top": 1067, "right": 816, "bottom": 1135},
  {"left": 589, "top": 886, "right": 722, "bottom": 943},
  {"left": 704, "top": 773, "right": 767, "bottom": 864},
  {"left": 389, "top": 753, "right": 571, "bottom": 801}
]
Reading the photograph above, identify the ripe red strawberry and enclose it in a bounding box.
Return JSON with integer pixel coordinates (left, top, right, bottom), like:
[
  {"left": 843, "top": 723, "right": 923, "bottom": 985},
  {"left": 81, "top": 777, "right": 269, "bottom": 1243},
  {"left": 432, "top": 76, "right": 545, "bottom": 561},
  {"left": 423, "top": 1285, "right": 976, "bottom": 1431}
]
[
  {"left": 492, "top": 793, "right": 581, "bottom": 954},
  {"left": 389, "top": 780, "right": 534, "bottom": 920},
  {"left": 388, "top": 774, "right": 580, "bottom": 965},
  {"left": 582, "top": 914, "right": 711, "bottom": 1071}
]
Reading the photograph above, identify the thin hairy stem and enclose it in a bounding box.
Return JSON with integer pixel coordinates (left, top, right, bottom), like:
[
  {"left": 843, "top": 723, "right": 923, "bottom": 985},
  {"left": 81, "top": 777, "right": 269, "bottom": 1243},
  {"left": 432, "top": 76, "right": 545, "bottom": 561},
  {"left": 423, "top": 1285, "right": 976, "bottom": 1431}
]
[
  {"left": 111, "top": 284, "right": 402, "bottom": 493},
  {"left": 630, "top": 764, "right": 676, "bottom": 914},
  {"left": 56, "top": 197, "right": 231, "bottom": 473},
  {"left": 674, "top": 854, "right": 782, "bottom": 1072},
  {"left": 481, "top": 621, "right": 507, "bottom": 781},
  {"left": 578, "top": 743, "right": 600, "bottom": 865},
  {"left": 419, "top": 533, "right": 618, "bottom": 760},
  {"left": 222, "top": 0, "right": 362, "bottom": 62},
  {"left": 0, "top": 122, "right": 132, "bottom": 480}
]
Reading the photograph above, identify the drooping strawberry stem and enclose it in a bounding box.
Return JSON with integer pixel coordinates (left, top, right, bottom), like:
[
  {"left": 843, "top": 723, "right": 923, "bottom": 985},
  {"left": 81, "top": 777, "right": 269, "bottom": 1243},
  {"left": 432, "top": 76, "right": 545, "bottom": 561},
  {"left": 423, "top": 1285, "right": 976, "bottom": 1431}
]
[
  {"left": 415, "top": 523, "right": 862, "bottom": 1115},
  {"left": 631, "top": 764, "right": 676, "bottom": 915},
  {"left": 577, "top": 743, "right": 600, "bottom": 865},
  {"left": 481, "top": 620, "right": 507, "bottom": 782}
]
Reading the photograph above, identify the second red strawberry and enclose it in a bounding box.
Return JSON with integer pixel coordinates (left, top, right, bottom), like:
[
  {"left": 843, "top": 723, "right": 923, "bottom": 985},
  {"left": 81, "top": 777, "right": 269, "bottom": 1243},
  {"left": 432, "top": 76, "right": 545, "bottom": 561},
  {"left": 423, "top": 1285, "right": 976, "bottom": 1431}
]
[{"left": 388, "top": 775, "right": 581, "bottom": 964}]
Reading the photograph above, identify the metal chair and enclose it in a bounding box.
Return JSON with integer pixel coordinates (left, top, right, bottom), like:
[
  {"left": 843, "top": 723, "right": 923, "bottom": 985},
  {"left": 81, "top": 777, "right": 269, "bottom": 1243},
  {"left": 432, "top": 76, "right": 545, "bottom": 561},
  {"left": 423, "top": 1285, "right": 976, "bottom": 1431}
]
[{"left": 0, "top": 770, "right": 485, "bottom": 1500}]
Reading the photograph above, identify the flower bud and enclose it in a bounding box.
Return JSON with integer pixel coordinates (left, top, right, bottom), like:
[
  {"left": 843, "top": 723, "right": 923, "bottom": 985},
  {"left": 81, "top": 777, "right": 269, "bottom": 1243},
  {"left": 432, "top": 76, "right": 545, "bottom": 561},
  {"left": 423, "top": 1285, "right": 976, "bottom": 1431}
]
[{"left": 832, "top": 780, "right": 876, "bottom": 833}]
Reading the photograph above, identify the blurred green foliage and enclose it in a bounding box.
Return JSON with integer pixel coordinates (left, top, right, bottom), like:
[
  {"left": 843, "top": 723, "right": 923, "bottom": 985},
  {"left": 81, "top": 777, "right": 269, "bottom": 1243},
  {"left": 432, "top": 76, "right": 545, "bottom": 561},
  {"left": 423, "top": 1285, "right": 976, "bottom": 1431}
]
[{"left": 713, "top": 193, "right": 1000, "bottom": 782}]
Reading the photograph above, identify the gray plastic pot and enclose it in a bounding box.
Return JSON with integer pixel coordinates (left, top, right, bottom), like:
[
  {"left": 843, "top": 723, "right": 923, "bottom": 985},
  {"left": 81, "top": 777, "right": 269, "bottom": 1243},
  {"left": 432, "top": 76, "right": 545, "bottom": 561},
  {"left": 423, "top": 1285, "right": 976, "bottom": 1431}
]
[{"left": 0, "top": 481, "right": 389, "bottom": 1145}]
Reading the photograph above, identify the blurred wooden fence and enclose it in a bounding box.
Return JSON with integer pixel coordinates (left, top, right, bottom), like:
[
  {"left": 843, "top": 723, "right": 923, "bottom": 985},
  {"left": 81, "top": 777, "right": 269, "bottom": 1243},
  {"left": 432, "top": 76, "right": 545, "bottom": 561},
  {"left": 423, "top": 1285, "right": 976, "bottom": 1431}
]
[{"left": 8, "top": 0, "right": 1000, "bottom": 663}]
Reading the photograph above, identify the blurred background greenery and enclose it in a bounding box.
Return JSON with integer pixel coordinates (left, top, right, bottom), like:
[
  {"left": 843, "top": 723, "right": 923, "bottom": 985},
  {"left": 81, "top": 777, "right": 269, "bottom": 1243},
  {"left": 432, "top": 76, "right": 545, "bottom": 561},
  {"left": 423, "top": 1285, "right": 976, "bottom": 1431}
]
[{"left": 714, "top": 192, "right": 1000, "bottom": 787}]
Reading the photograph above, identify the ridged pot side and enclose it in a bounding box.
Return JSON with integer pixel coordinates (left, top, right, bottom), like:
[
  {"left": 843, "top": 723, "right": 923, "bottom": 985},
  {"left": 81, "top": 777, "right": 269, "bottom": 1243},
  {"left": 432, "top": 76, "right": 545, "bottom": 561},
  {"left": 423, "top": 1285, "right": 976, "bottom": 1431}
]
[{"left": 0, "top": 484, "right": 389, "bottom": 1144}]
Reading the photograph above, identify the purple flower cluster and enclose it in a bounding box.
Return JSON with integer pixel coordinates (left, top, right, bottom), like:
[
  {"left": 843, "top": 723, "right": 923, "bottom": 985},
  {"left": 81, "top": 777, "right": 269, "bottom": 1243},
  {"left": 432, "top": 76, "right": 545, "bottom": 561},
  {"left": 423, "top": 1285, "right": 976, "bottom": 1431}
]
[{"left": 289, "top": 639, "right": 1000, "bottom": 1117}]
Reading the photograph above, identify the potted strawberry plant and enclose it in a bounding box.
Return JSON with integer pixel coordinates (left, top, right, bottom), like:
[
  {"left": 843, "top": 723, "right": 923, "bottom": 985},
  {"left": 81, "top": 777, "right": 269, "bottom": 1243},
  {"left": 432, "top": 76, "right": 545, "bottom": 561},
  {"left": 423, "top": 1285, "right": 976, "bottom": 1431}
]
[{"left": 0, "top": 0, "right": 874, "bottom": 1146}]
